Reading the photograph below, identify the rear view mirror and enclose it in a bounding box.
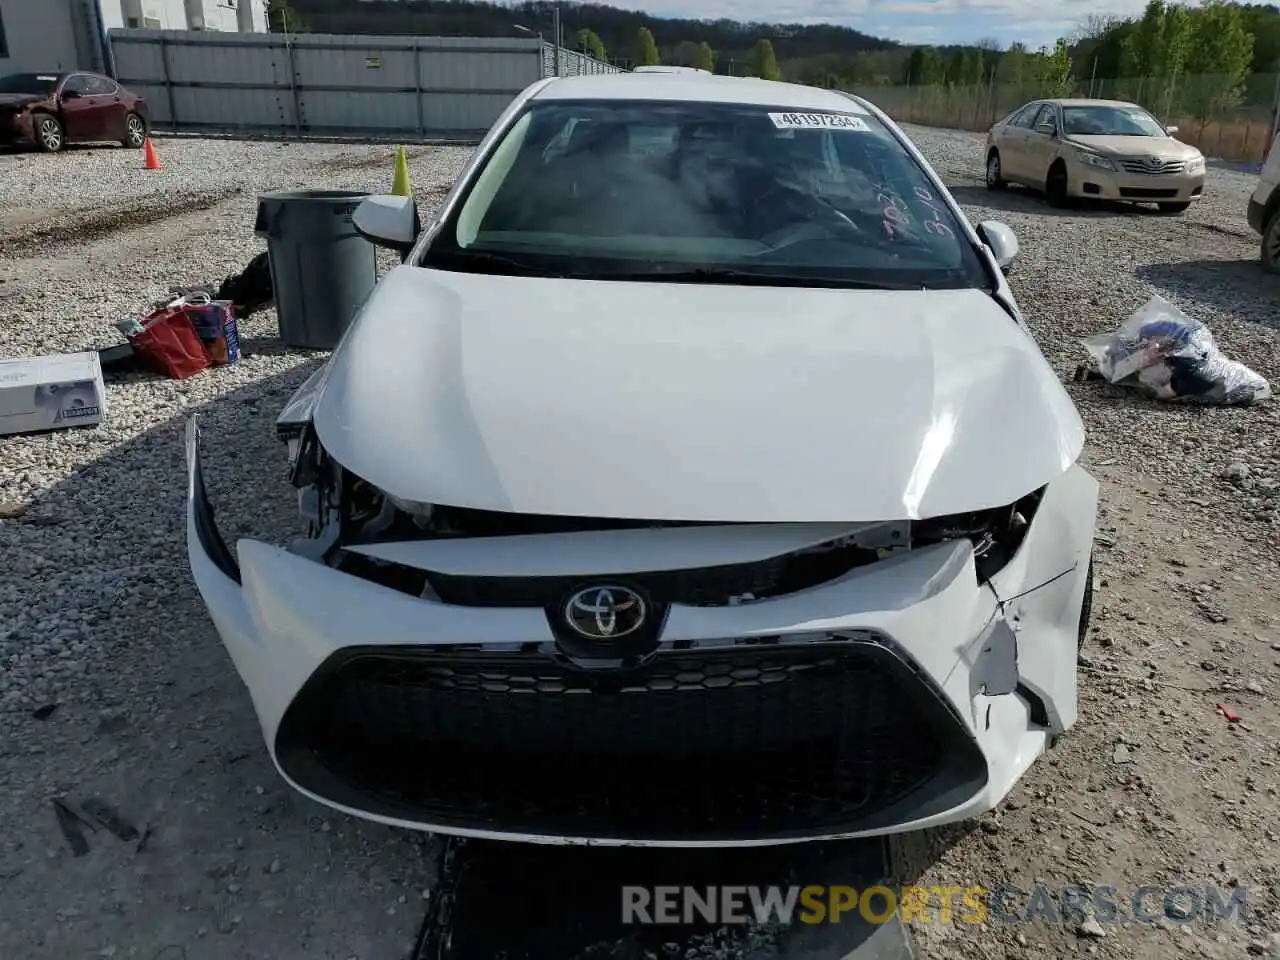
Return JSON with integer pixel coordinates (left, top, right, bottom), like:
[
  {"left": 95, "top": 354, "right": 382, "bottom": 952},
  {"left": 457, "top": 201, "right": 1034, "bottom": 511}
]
[
  {"left": 1165, "top": 124, "right": 1179, "bottom": 135},
  {"left": 978, "top": 220, "right": 1018, "bottom": 273},
  {"left": 353, "top": 194, "right": 419, "bottom": 253},
  {"left": 61, "top": 89, "right": 81, "bottom": 101},
  {"left": 1035, "top": 121, "right": 1056, "bottom": 136}
]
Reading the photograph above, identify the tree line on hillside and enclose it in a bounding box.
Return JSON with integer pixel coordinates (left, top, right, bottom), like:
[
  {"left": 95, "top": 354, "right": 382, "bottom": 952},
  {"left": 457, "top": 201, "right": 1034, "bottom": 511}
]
[
  {"left": 275, "top": 0, "right": 891, "bottom": 69},
  {"left": 808, "top": 1, "right": 1271, "bottom": 131},
  {"left": 265, "top": 0, "right": 1280, "bottom": 142}
]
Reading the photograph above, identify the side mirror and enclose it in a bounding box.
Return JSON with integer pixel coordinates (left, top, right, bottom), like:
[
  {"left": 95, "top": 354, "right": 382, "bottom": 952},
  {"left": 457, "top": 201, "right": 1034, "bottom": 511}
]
[
  {"left": 352, "top": 194, "right": 419, "bottom": 253},
  {"left": 1035, "top": 121, "right": 1056, "bottom": 137},
  {"left": 61, "top": 89, "right": 81, "bottom": 101},
  {"left": 978, "top": 220, "right": 1018, "bottom": 273},
  {"left": 1165, "top": 124, "right": 1179, "bottom": 136}
]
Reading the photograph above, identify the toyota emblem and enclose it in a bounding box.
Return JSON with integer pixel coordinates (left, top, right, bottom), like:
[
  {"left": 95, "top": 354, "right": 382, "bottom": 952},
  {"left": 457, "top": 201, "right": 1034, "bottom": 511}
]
[{"left": 564, "top": 585, "right": 646, "bottom": 640}]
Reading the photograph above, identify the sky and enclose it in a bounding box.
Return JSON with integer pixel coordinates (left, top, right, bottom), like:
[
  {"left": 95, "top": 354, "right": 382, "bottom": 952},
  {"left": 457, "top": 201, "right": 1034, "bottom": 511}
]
[{"left": 631, "top": 0, "right": 1161, "bottom": 49}]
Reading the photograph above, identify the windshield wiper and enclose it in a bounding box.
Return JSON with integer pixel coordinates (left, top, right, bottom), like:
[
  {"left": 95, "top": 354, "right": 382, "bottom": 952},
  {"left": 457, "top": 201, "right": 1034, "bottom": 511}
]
[
  {"left": 423, "top": 248, "right": 552, "bottom": 276},
  {"left": 604, "top": 267, "right": 924, "bottom": 290}
]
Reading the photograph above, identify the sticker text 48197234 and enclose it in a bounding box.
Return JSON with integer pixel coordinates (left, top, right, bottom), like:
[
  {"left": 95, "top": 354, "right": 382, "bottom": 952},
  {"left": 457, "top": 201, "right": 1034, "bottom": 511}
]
[{"left": 768, "top": 113, "right": 871, "bottom": 132}]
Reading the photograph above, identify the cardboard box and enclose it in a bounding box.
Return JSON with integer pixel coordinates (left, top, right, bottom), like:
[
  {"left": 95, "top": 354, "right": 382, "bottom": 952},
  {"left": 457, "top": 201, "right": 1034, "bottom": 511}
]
[{"left": 0, "top": 352, "right": 107, "bottom": 437}]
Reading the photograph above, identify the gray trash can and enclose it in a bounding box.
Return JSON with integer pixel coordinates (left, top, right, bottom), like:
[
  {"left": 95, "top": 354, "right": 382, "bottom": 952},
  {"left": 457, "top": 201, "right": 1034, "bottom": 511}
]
[{"left": 254, "top": 189, "right": 377, "bottom": 351}]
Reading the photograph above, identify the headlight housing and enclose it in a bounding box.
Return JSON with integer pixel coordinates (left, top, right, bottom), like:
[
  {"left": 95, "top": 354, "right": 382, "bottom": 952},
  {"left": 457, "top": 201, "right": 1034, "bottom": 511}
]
[
  {"left": 1185, "top": 155, "right": 1205, "bottom": 174},
  {"left": 1077, "top": 151, "right": 1116, "bottom": 171}
]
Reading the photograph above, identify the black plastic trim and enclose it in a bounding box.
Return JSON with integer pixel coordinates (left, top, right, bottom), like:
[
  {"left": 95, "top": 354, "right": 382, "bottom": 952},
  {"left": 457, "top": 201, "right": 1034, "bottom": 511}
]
[
  {"left": 191, "top": 439, "right": 241, "bottom": 584},
  {"left": 274, "top": 633, "right": 990, "bottom": 843},
  {"left": 1016, "top": 681, "right": 1049, "bottom": 728}
]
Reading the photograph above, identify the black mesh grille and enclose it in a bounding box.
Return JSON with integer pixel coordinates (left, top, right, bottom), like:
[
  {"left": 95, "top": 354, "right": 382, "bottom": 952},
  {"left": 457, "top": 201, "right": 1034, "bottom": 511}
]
[{"left": 276, "top": 640, "right": 987, "bottom": 842}]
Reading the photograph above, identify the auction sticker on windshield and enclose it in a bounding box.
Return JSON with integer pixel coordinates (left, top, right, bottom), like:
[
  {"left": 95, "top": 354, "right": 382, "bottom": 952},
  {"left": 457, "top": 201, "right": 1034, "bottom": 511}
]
[{"left": 769, "top": 112, "right": 871, "bottom": 132}]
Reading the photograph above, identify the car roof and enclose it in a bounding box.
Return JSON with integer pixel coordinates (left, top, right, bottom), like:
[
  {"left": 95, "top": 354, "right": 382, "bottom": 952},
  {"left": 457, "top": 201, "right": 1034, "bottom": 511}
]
[
  {"left": 632, "top": 65, "right": 712, "bottom": 74},
  {"left": 1042, "top": 98, "right": 1142, "bottom": 110},
  {"left": 532, "top": 73, "right": 873, "bottom": 112}
]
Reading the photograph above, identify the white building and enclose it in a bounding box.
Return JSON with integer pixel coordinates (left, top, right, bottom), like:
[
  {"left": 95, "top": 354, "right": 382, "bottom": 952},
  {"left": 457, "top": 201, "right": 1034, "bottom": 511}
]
[
  {"left": 99, "top": 0, "right": 267, "bottom": 32},
  {"left": 0, "top": 0, "right": 267, "bottom": 76}
]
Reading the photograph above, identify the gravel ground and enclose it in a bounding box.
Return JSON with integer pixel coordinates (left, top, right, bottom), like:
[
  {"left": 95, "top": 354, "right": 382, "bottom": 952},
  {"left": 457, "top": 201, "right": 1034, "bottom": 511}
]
[{"left": 1, "top": 127, "right": 1279, "bottom": 960}]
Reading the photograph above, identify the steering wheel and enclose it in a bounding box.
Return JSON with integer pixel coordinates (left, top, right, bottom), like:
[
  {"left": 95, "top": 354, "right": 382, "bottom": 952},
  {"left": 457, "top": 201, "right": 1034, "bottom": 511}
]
[
  {"left": 754, "top": 190, "right": 867, "bottom": 252},
  {"left": 756, "top": 219, "right": 849, "bottom": 252}
]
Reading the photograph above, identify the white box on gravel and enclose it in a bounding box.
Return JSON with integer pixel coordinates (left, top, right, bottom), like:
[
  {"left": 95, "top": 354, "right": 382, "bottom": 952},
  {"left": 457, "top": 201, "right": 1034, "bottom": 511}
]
[{"left": 0, "top": 352, "right": 106, "bottom": 436}]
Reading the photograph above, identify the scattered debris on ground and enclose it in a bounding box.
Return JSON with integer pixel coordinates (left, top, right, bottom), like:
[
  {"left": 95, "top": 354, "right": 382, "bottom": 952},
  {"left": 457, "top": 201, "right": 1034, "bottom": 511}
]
[{"left": 1082, "top": 294, "right": 1271, "bottom": 405}]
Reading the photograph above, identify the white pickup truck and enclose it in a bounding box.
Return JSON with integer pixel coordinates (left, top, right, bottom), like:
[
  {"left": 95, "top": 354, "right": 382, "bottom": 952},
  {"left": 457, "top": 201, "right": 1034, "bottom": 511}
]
[{"left": 1248, "top": 133, "right": 1280, "bottom": 272}]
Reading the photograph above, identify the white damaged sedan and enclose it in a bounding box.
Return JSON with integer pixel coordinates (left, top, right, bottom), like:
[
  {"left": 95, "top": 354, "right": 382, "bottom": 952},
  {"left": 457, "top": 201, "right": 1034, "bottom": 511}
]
[{"left": 185, "top": 73, "right": 1097, "bottom": 847}]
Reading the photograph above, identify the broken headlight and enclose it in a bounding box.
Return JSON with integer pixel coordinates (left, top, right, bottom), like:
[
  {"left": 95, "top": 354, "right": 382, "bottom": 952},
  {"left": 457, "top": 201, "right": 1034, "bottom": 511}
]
[{"left": 911, "top": 488, "right": 1043, "bottom": 583}]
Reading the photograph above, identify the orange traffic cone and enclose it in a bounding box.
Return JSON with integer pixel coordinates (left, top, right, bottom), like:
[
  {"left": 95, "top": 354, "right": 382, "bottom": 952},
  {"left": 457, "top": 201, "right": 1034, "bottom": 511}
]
[{"left": 143, "top": 137, "right": 162, "bottom": 171}]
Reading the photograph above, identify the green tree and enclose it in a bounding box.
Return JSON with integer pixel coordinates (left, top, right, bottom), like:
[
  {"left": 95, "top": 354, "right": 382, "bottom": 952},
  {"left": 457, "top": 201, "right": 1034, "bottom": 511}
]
[
  {"left": 1039, "top": 38, "right": 1075, "bottom": 96},
  {"left": 921, "top": 47, "right": 946, "bottom": 84},
  {"left": 751, "top": 38, "right": 781, "bottom": 80},
  {"left": 1118, "top": 0, "right": 1194, "bottom": 106},
  {"left": 1088, "top": 20, "right": 1137, "bottom": 81},
  {"left": 995, "top": 42, "right": 1028, "bottom": 85},
  {"left": 1121, "top": 0, "right": 1166, "bottom": 76},
  {"left": 948, "top": 49, "right": 983, "bottom": 86},
  {"left": 674, "top": 40, "right": 701, "bottom": 66},
  {"left": 1184, "top": 0, "right": 1255, "bottom": 129},
  {"left": 904, "top": 47, "right": 925, "bottom": 84},
  {"left": 904, "top": 46, "right": 946, "bottom": 85},
  {"left": 574, "top": 28, "right": 606, "bottom": 61},
  {"left": 633, "top": 26, "right": 660, "bottom": 67},
  {"left": 265, "top": 0, "right": 305, "bottom": 32},
  {"left": 695, "top": 41, "right": 716, "bottom": 72},
  {"left": 1241, "top": 3, "right": 1280, "bottom": 71}
]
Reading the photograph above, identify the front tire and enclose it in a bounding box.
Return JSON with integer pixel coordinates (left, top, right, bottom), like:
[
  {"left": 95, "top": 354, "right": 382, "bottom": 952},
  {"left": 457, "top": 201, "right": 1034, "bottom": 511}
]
[
  {"left": 34, "top": 114, "right": 64, "bottom": 153},
  {"left": 122, "top": 112, "right": 147, "bottom": 149},
  {"left": 1263, "top": 209, "right": 1280, "bottom": 275},
  {"left": 1045, "top": 161, "right": 1070, "bottom": 208},
  {"left": 986, "top": 150, "right": 1007, "bottom": 191}
]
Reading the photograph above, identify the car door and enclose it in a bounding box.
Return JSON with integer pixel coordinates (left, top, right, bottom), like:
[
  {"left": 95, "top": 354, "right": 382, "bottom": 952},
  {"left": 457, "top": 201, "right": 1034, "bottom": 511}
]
[
  {"left": 57, "top": 75, "right": 96, "bottom": 140},
  {"left": 86, "top": 75, "right": 127, "bottom": 140},
  {"left": 994, "top": 103, "right": 1041, "bottom": 182},
  {"left": 1022, "top": 104, "right": 1062, "bottom": 187},
  {"left": 58, "top": 74, "right": 114, "bottom": 141}
]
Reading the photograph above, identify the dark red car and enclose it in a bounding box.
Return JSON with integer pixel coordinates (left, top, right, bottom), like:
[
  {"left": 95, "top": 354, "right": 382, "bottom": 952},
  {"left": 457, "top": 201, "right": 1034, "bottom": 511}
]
[{"left": 0, "top": 71, "right": 150, "bottom": 153}]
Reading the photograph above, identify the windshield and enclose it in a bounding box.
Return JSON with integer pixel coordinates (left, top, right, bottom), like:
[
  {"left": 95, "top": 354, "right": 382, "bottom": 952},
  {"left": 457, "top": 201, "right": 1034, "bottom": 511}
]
[
  {"left": 1062, "top": 105, "right": 1166, "bottom": 138},
  {"left": 422, "top": 99, "right": 987, "bottom": 290},
  {"left": 0, "top": 73, "right": 58, "bottom": 95}
]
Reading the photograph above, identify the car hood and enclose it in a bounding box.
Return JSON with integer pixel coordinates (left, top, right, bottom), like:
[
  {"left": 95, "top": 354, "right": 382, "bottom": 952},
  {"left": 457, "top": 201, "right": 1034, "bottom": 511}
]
[
  {"left": 309, "top": 266, "right": 1085, "bottom": 522},
  {"left": 1065, "top": 134, "right": 1199, "bottom": 159},
  {"left": 0, "top": 93, "right": 45, "bottom": 109}
]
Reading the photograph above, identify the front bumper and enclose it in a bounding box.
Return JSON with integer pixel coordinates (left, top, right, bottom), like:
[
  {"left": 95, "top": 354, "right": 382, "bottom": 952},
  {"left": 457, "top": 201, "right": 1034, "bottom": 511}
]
[
  {"left": 1067, "top": 161, "right": 1204, "bottom": 203},
  {"left": 0, "top": 111, "right": 34, "bottom": 145},
  {"left": 184, "top": 419, "right": 1097, "bottom": 846}
]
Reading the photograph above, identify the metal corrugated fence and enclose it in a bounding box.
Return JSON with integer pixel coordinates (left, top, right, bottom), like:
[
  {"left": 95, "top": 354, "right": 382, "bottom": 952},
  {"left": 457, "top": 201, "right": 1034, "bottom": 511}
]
[{"left": 109, "top": 28, "right": 619, "bottom": 141}]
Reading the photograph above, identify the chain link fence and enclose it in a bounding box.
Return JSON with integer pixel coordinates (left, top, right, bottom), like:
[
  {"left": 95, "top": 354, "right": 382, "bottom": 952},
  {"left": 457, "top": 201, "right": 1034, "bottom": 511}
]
[
  {"left": 848, "top": 73, "right": 1280, "bottom": 165},
  {"left": 541, "top": 43, "right": 622, "bottom": 78}
]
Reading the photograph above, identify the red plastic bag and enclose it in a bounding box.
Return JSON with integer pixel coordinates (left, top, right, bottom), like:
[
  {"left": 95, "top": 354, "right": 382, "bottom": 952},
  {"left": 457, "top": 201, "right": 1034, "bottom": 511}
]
[{"left": 130, "top": 305, "right": 212, "bottom": 379}]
